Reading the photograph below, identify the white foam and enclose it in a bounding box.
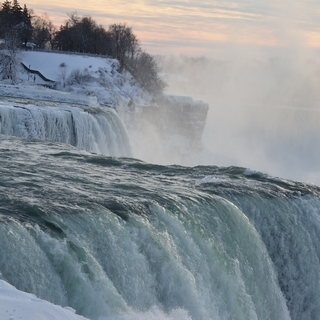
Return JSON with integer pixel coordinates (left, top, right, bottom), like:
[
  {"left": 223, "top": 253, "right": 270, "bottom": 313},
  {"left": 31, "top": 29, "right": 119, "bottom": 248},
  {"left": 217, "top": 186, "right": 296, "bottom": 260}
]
[
  {"left": 198, "top": 175, "right": 226, "bottom": 184},
  {"left": 0, "top": 101, "right": 132, "bottom": 157}
]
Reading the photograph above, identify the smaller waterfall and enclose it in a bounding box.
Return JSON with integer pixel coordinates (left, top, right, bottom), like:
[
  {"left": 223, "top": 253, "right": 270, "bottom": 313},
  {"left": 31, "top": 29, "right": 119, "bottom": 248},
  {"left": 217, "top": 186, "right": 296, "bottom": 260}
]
[{"left": 0, "top": 102, "right": 132, "bottom": 157}]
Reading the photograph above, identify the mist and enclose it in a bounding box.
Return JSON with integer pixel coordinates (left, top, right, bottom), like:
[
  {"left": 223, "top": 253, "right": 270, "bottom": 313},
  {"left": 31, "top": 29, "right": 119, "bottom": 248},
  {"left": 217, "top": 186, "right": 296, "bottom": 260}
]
[{"left": 158, "top": 54, "right": 320, "bottom": 185}]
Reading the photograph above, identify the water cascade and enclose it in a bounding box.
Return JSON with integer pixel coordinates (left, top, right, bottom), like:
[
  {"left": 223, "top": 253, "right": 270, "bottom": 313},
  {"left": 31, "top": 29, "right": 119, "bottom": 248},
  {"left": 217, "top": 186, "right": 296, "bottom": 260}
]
[
  {"left": 1, "top": 137, "right": 319, "bottom": 320},
  {"left": 0, "top": 102, "right": 131, "bottom": 157}
]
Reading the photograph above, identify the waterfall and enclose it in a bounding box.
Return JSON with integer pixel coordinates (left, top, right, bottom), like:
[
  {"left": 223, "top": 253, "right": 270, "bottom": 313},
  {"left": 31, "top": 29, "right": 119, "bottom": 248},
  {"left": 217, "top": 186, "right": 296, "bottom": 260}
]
[
  {"left": 3, "top": 138, "right": 319, "bottom": 319},
  {"left": 0, "top": 102, "right": 132, "bottom": 157}
]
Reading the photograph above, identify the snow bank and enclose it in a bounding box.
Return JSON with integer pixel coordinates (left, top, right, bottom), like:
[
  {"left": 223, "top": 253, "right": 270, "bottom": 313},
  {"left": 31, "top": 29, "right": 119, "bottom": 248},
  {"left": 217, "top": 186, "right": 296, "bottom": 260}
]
[
  {"left": 0, "top": 84, "right": 97, "bottom": 107},
  {"left": 22, "top": 51, "right": 115, "bottom": 81},
  {"left": 20, "top": 51, "right": 152, "bottom": 109},
  {"left": 0, "top": 280, "right": 88, "bottom": 320}
]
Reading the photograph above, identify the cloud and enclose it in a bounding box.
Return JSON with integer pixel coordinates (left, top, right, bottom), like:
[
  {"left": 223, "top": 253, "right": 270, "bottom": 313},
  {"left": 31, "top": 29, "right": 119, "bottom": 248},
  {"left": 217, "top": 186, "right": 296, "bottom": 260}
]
[{"left": 27, "top": 0, "right": 320, "bottom": 56}]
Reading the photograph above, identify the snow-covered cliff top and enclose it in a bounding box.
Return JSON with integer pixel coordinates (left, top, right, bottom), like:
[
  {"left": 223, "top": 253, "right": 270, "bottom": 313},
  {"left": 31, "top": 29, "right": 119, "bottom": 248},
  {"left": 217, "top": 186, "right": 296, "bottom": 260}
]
[{"left": 19, "top": 51, "right": 153, "bottom": 109}]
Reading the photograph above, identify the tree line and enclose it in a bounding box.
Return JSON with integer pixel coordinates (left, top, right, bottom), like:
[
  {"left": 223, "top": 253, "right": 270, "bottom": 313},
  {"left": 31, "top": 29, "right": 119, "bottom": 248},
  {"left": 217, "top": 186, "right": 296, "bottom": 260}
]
[{"left": 0, "top": 0, "right": 166, "bottom": 95}]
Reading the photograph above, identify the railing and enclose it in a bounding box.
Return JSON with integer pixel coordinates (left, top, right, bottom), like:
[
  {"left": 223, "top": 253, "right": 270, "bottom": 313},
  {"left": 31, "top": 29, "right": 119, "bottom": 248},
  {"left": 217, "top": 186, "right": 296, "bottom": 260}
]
[
  {"left": 20, "top": 62, "right": 55, "bottom": 84},
  {"left": 24, "top": 48, "right": 113, "bottom": 60}
]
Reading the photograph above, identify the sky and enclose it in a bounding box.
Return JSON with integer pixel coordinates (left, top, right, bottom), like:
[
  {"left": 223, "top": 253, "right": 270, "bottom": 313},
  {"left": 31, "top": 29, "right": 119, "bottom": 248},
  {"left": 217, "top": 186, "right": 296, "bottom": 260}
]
[{"left": 21, "top": 0, "right": 320, "bottom": 58}]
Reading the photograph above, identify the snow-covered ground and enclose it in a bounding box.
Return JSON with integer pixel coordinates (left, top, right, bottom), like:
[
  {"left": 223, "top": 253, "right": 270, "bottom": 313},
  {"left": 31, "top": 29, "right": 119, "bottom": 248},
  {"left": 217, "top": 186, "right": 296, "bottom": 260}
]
[
  {"left": 0, "top": 50, "right": 152, "bottom": 113},
  {"left": 0, "top": 280, "right": 190, "bottom": 320},
  {"left": 0, "top": 280, "right": 88, "bottom": 320},
  {"left": 20, "top": 51, "right": 152, "bottom": 109},
  {"left": 22, "top": 51, "right": 114, "bottom": 82}
]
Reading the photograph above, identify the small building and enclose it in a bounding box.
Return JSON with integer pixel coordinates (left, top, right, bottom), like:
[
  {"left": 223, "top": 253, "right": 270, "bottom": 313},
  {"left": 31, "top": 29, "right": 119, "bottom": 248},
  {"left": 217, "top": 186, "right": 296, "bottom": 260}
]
[{"left": 25, "top": 42, "right": 36, "bottom": 50}]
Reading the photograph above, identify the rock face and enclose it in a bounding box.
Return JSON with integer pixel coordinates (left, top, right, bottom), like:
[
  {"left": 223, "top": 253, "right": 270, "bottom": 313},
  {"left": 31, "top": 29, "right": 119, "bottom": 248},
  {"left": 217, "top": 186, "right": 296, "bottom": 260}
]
[
  {"left": 142, "top": 95, "right": 209, "bottom": 145},
  {"left": 119, "top": 94, "right": 209, "bottom": 164}
]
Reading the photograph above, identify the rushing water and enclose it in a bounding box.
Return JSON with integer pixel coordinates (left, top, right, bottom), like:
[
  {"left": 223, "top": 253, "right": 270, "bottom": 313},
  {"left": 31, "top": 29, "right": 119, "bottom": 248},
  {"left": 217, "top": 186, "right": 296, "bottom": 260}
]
[
  {"left": 0, "top": 101, "right": 132, "bottom": 158},
  {"left": 1, "top": 135, "right": 320, "bottom": 320}
]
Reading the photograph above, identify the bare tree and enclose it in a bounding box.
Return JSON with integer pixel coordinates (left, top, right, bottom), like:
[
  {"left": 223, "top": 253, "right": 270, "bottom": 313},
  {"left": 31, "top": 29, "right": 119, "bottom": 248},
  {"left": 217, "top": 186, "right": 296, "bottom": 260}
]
[
  {"left": 57, "top": 62, "right": 68, "bottom": 88},
  {"left": 32, "top": 13, "right": 56, "bottom": 49},
  {"left": 126, "top": 51, "right": 166, "bottom": 95},
  {"left": 108, "top": 23, "right": 139, "bottom": 70},
  {"left": 0, "top": 30, "right": 21, "bottom": 83}
]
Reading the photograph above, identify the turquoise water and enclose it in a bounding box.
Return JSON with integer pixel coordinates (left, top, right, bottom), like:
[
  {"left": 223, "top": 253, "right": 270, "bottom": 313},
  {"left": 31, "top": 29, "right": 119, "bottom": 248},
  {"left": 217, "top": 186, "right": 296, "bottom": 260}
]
[{"left": 1, "top": 136, "right": 319, "bottom": 319}]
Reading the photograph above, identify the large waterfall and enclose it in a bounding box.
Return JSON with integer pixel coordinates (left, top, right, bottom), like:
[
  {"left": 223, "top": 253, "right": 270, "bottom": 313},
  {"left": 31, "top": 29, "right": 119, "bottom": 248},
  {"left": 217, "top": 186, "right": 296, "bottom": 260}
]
[
  {"left": 1, "top": 136, "right": 319, "bottom": 320},
  {"left": 0, "top": 101, "right": 132, "bottom": 157}
]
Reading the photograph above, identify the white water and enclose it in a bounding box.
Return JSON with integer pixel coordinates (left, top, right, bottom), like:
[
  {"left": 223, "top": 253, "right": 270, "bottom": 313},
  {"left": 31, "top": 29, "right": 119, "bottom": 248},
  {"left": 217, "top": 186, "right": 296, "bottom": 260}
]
[
  {"left": 0, "top": 101, "right": 132, "bottom": 157},
  {"left": 0, "top": 138, "right": 304, "bottom": 320},
  {"left": 0, "top": 200, "right": 290, "bottom": 320}
]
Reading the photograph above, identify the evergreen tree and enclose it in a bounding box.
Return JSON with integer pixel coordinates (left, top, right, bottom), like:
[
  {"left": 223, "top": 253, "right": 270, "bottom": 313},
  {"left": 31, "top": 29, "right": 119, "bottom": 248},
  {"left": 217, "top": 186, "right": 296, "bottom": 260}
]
[
  {"left": 0, "top": 0, "right": 33, "bottom": 46},
  {"left": 19, "top": 4, "right": 33, "bottom": 47},
  {"left": 0, "top": 0, "right": 13, "bottom": 36},
  {"left": 54, "top": 14, "right": 111, "bottom": 54}
]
